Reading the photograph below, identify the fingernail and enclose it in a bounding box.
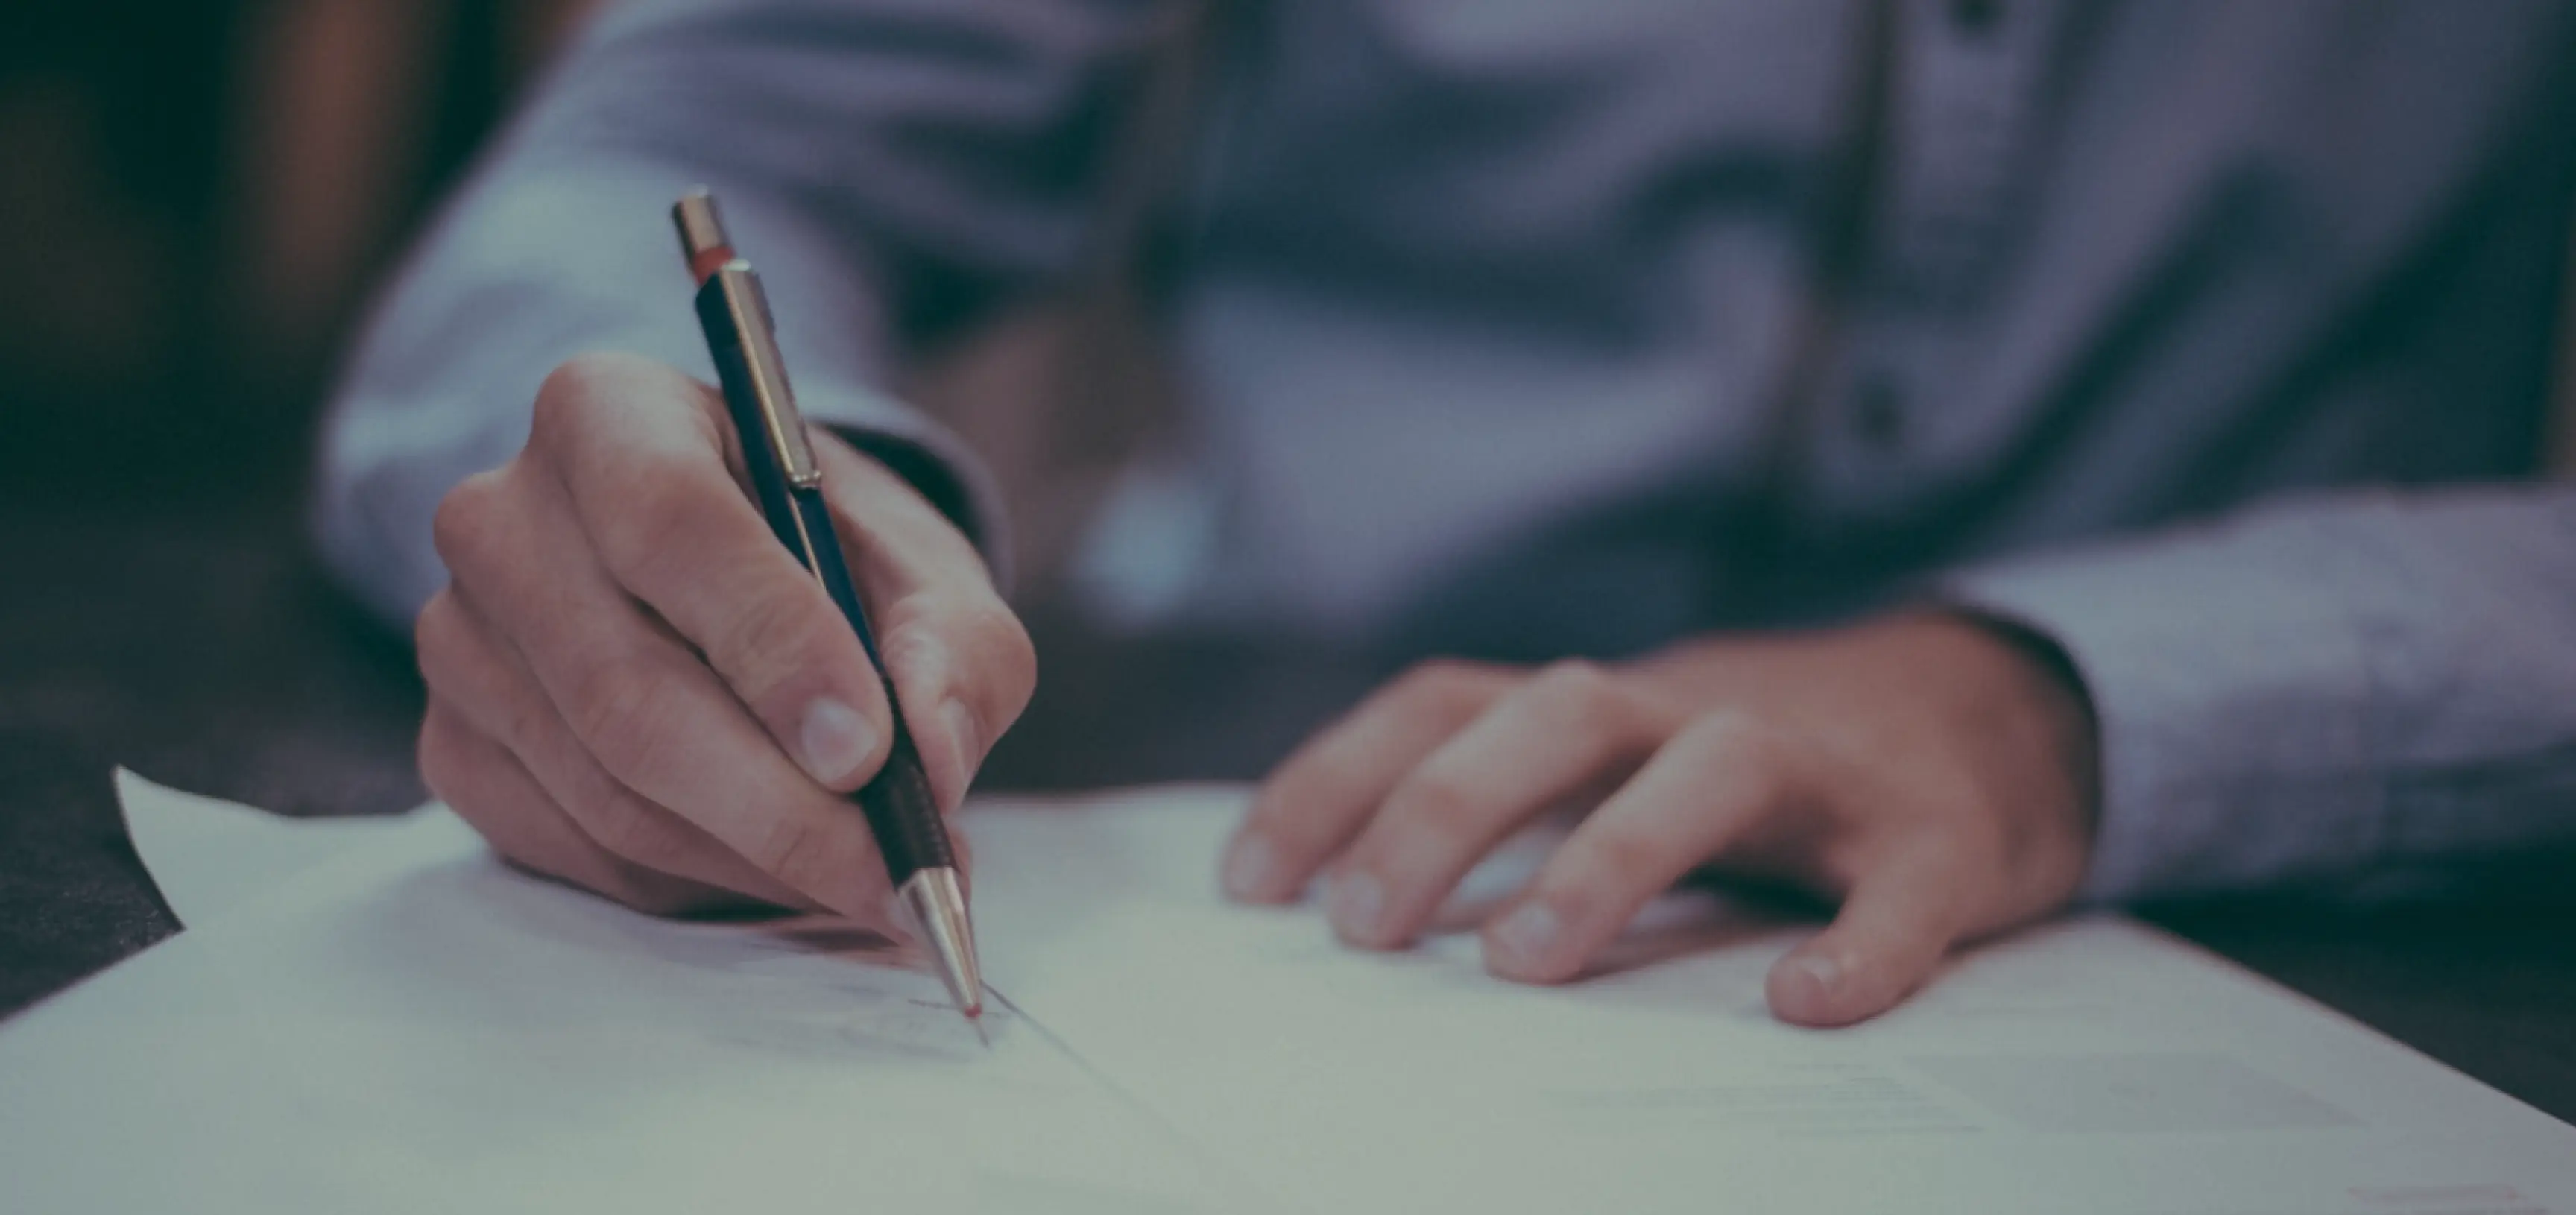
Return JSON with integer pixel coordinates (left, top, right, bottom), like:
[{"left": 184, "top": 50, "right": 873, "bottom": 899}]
[
  {"left": 799, "top": 697, "right": 877, "bottom": 786},
  {"left": 1222, "top": 834, "right": 1275, "bottom": 900},
  {"left": 938, "top": 699, "right": 981, "bottom": 799},
  {"left": 1488, "top": 902, "right": 1562, "bottom": 971},
  {"left": 1787, "top": 953, "right": 1842, "bottom": 1001},
  {"left": 1327, "top": 871, "right": 1386, "bottom": 941}
]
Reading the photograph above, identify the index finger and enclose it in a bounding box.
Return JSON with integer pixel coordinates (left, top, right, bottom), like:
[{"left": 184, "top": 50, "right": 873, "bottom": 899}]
[{"left": 534, "top": 353, "right": 896, "bottom": 793}]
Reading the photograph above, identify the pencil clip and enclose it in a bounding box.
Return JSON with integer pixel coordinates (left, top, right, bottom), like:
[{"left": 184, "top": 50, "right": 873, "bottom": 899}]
[
  {"left": 719, "top": 266, "right": 821, "bottom": 487},
  {"left": 675, "top": 189, "right": 821, "bottom": 488}
]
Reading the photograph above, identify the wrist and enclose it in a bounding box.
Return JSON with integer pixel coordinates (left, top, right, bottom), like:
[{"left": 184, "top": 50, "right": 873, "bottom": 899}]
[{"left": 1928, "top": 608, "right": 2103, "bottom": 842}]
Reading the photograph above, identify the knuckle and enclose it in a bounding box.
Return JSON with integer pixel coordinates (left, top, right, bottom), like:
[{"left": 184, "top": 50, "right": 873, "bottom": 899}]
[
  {"left": 606, "top": 469, "right": 708, "bottom": 572},
  {"left": 485, "top": 692, "right": 548, "bottom": 762},
  {"left": 1687, "top": 710, "right": 1786, "bottom": 780},
  {"left": 711, "top": 587, "right": 834, "bottom": 696},
  {"left": 1531, "top": 658, "right": 1621, "bottom": 719},
  {"left": 416, "top": 710, "right": 463, "bottom": 804},
  {"left": 528, "top": 370, "right": 587, "bottom": 451},
  {"left": 429, "top": 472, "right": 509, "bottom": 575},
  {"left": 568, "top": 663, "right": 676, "bottom": 786},
  {"left": 1576, "top": 824, "right": 1668, "bottom": 888},
  {"left": 531, "top": 352, "right": 635, "bottom": 441},
  {"left": 535, "top": 352, "right": 722, "bottom": 460},
  {"left": 413, "top": 593, "right": 463, "bottom": 675},
  {"left": 1394, "top": 658, "right": 1493, "bottom": 716},
  {"left": 414, "top": 597, "right": 546, "bottom": 748},
  {"left": 1389, "top": 769, "right": 1482, "bottom": 839},
  {"left": 1398, "top": 658, "right": 1470, "bottom": 695}
]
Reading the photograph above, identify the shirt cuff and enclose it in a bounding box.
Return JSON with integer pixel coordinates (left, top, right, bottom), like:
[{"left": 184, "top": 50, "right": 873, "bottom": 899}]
[{"left": 1938, "top": 528, "right": 2387, "bottom": 904}]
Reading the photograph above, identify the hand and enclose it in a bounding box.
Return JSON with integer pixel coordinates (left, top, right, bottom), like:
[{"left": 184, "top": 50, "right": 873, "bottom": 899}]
[
  {"left": 415, "top": 352, "right": 1035, "bottom": 926},
  {"left": 1221, "top": 613, "right": 2097, "bottom": 1026}
]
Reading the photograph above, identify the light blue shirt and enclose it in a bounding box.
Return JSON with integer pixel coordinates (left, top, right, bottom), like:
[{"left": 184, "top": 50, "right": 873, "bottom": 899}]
[{"left": 317, "top": 0, "right": 2576, "bottom": 903}]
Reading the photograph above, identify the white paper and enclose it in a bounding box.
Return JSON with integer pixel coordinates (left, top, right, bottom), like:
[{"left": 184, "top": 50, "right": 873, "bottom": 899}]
[
  {"left": 9, "top": 781, "right": 1254, "bottom": 1214},
  {"left": 115, "top": 767, "right": 414, "bottom": 926},
  {"left": 967, "top": 791, "right": 2576, "bottom": 1215},
  {"left": 11, "top": 777, "right": 2575, "bottom": 1215}
]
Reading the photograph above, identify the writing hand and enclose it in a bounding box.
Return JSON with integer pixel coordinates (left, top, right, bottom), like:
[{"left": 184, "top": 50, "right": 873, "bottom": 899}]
[{"left": 415, "top": 353, "right": 1034, "bottom": 924}]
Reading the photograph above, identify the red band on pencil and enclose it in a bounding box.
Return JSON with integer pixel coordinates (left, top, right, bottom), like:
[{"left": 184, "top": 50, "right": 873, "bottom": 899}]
[{"left": 689, "top": 244, "right": 737, "bottom": 285}]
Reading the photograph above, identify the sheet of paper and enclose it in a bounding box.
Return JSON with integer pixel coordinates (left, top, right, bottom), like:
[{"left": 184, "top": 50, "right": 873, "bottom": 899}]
[
  {"left": 963, "top": 790, "right": 2576, "bottom": 1215},
  {"left": 115, "top": 767, "right": 414, "bottom": 925},
  {"left": 19, "top": 777, "right": 2576, "bottom": 1215},
  {"left": 7, "top": 786, "right": 1257, "bottom": 1214}
]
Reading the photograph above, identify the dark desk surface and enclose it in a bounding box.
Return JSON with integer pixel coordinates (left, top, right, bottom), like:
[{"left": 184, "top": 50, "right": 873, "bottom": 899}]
[{"left": 4, "top": 510, "right": 2572, "bottom": 1125}]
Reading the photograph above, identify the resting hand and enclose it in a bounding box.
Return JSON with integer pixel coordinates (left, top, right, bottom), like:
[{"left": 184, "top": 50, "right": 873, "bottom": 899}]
[
  {"left": 1222, "top": 613, "right": 2097, "bottom": 1026},
  {"left": 415, "top": 353, "right": 1034, "bottom": 924}
]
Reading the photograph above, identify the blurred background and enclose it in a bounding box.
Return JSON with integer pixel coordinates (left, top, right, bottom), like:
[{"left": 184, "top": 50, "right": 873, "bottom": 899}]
[
  {"left": 0, "top": 0, "right": 612, "bottom": 876},
  {"left": 0, "top": 0, "right": 1298, "bottom": 830},
  {"left": 0, "top": 0, "right": 594, "bottom": 516},
  {"left": 0, "top": 0, "right": 614, "bottom": 1012}
]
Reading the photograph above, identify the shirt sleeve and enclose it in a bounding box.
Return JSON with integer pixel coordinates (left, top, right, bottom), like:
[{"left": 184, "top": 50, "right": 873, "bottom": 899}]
[
  {"left": 312, "top": 0, "right": 1176, "bottom": 625},
  {"left": 1942, "top": 484, "right": 2576, "bottom": 904}
]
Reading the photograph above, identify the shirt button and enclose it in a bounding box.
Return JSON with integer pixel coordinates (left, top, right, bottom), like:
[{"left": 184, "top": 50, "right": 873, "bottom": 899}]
[
  {"left": 1948, "top": 0, "right": 2004, "bottom": 37},
  {"left": 1852, "top": 373, "right": 1908, "bottom": 452}
]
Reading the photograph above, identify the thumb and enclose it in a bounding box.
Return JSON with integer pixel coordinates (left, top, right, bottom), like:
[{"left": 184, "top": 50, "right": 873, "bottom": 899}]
[{"left": 1765, "top": 845, "right": 1974, "bottom": 1028}]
